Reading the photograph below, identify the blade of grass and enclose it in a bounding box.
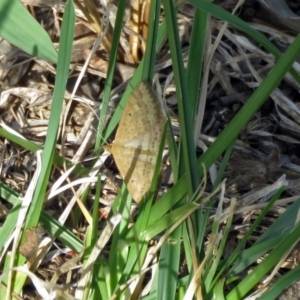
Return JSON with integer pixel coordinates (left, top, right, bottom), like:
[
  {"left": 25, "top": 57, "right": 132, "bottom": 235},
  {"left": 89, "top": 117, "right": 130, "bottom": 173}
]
[
  {"left": 141, "top": 0, "right": 161, "bottom": 81},
  {"left": 163, "top": 0, "right": 198, "bottom": 194},
  {"left": 0, "top": 0, "right": 57, "bottom": 62},
  {"left": 108, "top": 191, "right": 132, "bottom": 293},
  {"left": 196, "top": 140, "right": 235, "bottom": 268},
  {"left": 145, "top": 202, "right": 200, "bottom": 238},
  {"left": 112, "top": 198, "right": 151, "bottom": 296},
  {"left": 186, "top": 4, "right": 208, "bottom": 114},
  {"left": 95, "top": 2, "right": 126, "bottom": 151},
  {"left": 76, "top": 214, "right": 122, "bottom": 300},
  {"left": 7, "top": 1, "right": 75, "bottom": 296},
  {"left": 157, "top": 2, "right": 200, "bottom": 298},
  {"left": 25, "top": 0, "right": 75, "bottom": 237},
  {"left": 260, "top": 265, "right": 300, "bottom": 299}
]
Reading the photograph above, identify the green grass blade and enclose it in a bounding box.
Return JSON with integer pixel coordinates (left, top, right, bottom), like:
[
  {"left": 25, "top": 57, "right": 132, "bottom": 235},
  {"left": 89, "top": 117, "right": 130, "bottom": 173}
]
[
  {"left": 155, "top": 3, "right": 202, "bottom": 297},
  {"left": 260, "top": 265, "right": 300, "bottom": 299},
  {"left": 186, "top": 6, "right": 208, "bottom": 113},
  {"left": 26, "top": 0, "right": 75, "bottom": 230},
  {"left": 145, "top": 203, "right": 199, "bottom": 238},
  {"left": 95, "top": 2, "right": 126, "bottom": 150},
  {"left": 141, "top": 0, "right": 161, "bottom": 81},
  {"left": 0, "top": 0, "right": 57, "bottom": 62},
  {"left": 205, "top": 198, "right": 236, "bottom": 292},
  {"left": 108, "top": 193, "right": 132, "bottom": 293},
  {"left": 8, "top": 1, "right": 75, "bottom": 296},
  {"left": 197, "top": 140, "right": 235, "bottom": 255},
  {"left": 157, "top": 227, "right": 182, "bottom": 300},
  {"left": 163, "top": 0, "right": 198, "bottom": 194}
]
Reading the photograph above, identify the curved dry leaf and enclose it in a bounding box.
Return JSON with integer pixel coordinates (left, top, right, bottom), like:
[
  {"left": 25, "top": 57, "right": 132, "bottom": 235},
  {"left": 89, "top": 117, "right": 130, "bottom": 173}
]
[{"left": 258, "top": 0, "right": 300, "bottom": 31}]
